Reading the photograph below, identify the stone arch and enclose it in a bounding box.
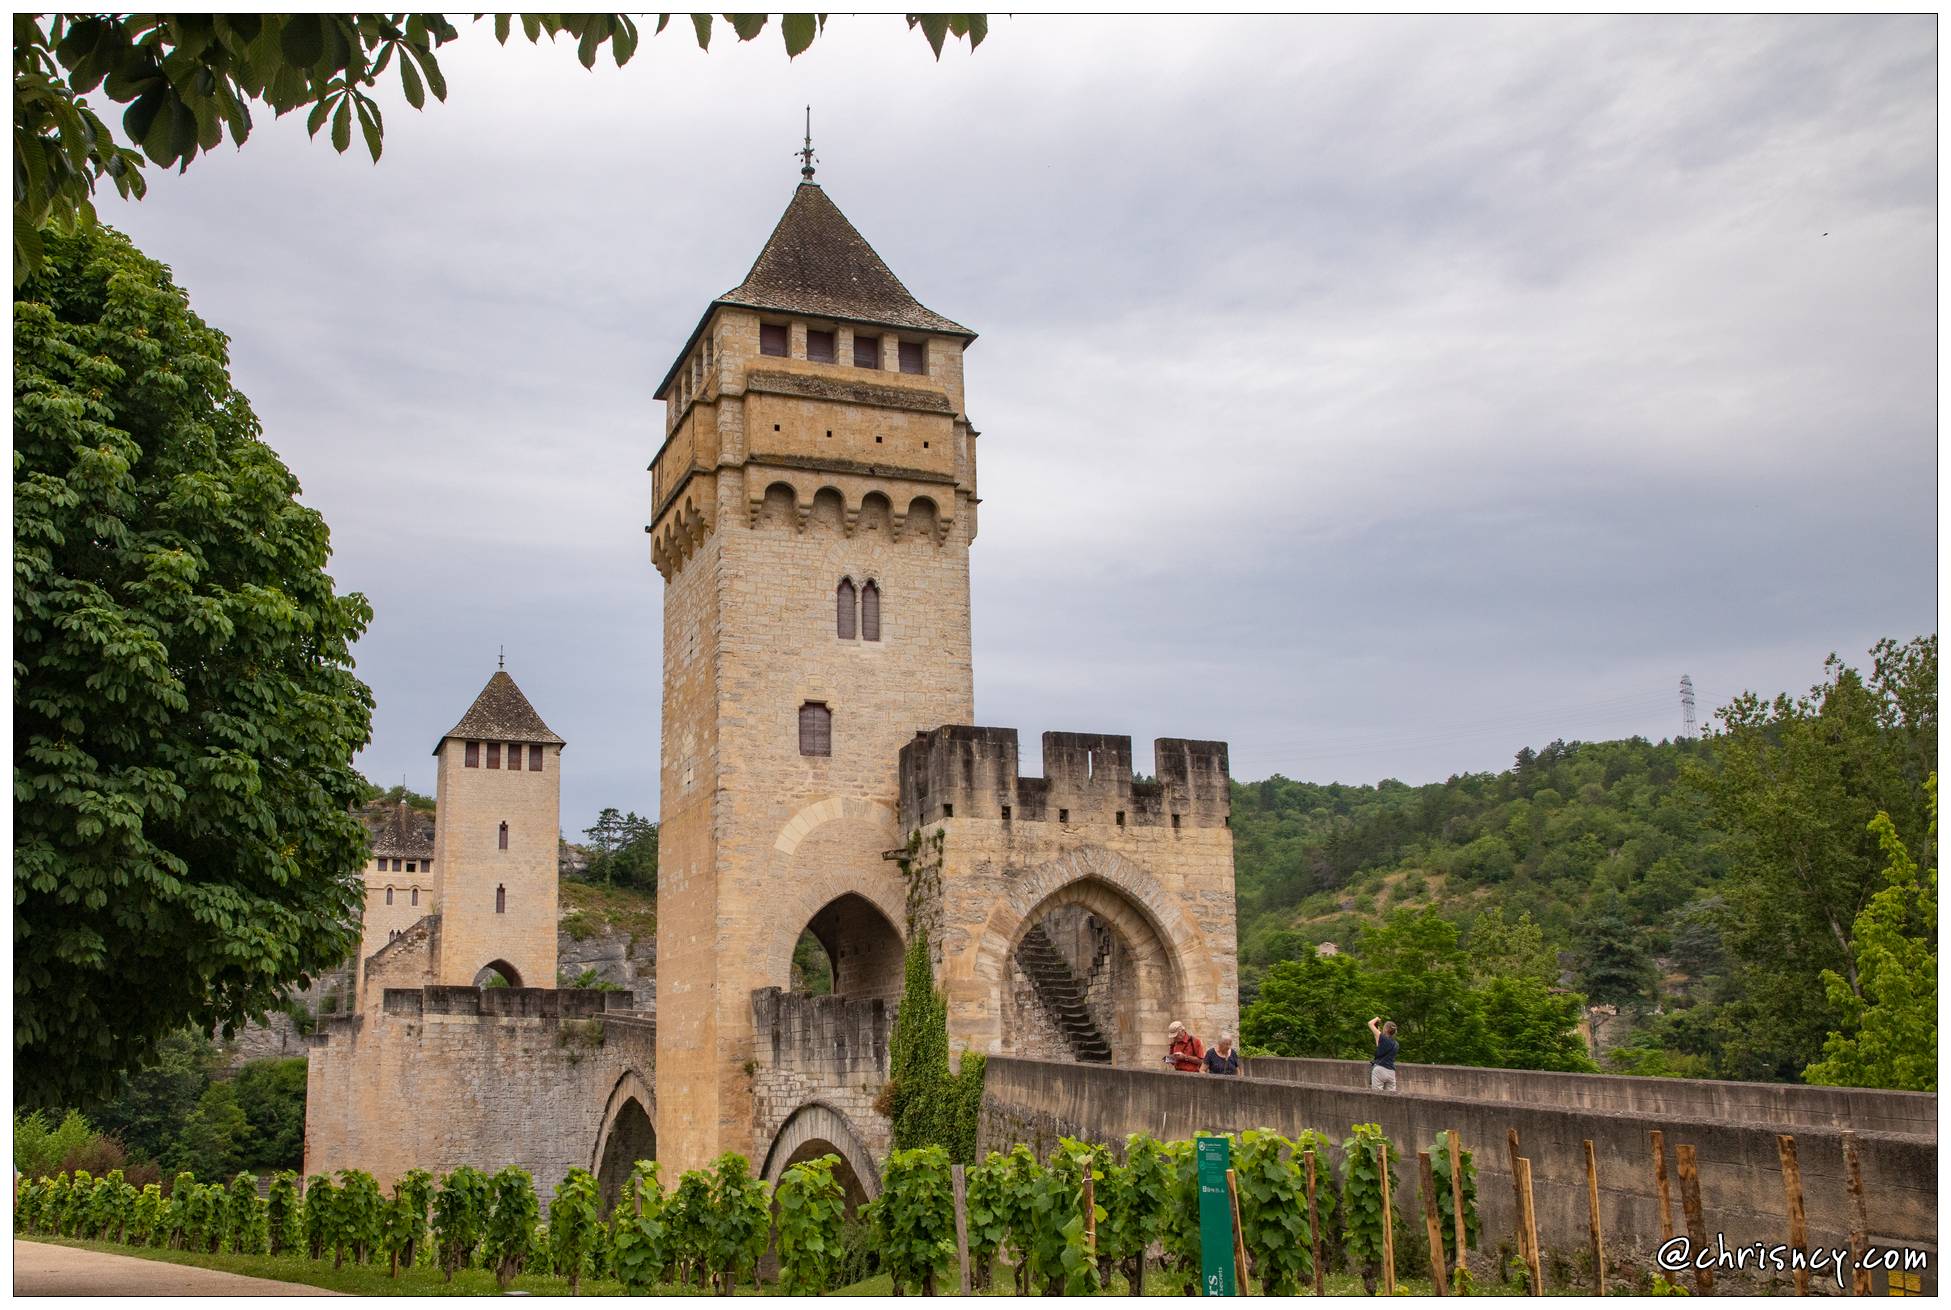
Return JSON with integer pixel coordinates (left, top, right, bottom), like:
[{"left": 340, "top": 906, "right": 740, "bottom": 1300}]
[
  {"left": 473, "top": 959, "right": 522, "bottom": 988},
  {"left": 903, "top": 495, "right": 939, "bottom": 543},
  {"left": 857, "top": 490, "right": 893, "bottom": 536},
  {"left": 764, "top": 797, "right": 906, "bottom": 994},
  {"left": 591, "top": 1069, "right": 656, "bottom": 1211},
  {"left": 757, "top": 481, "right": 797, "bottom": 530},
  {"left": 963, "top": 847, "right": 1218, "bottom": 1066},
  {"left": 798, "top": 892, "right": 904, "bottom": 1002},
  {"left": 760, "top": 1101, "right": 880, "bottom": 1210},
  {"left": 809, "top": 486, "right": 846, "bottom": 532}
]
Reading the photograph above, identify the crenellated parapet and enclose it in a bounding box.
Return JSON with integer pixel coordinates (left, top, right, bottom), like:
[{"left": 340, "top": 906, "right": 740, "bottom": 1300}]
[{"left": 898, "top": 726, "right": 1231, "bottom": 832}]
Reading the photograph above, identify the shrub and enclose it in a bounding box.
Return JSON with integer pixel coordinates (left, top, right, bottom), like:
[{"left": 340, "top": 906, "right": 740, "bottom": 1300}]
[
  {"left": 666, "top": 1168, "right": 713, "bottom": 1288},
  {"left": 336, "top": 1169, "right": 385, "bottom": 1265},
  {"left": 702, "top": 1153, "right": 770, "bottom": 1293},
  {"left": 869, "top": 1145, "right": 957, "bottom": 1295},
  {"left": 546, "top": 1167, "right": 604, "bottom": 1294},
  {"left": 775, "top": 1153, "right": 847, "bottom": 1295},
  {"left": 1098, "top": 1132, "right": 1172, "bottom": 1293},
  {"left": 302, "top": 1174, "right": 336, "bottom": 1261},
  {"left": 266, "top": 1171, "right": 301, "bottom": 1255},
  {"left": 1234, "top": 1129, "right": 1309, "bottom": 1293},
  {"left": 131, "top": 1183, "right": 164, "bottom": 1247},
  {"left": 482, "top": 1166, "right": 539, "bottom": 1289},
  {"left": 382, "top": 1169, "right": 434, "bottom": 1277},
  {"left": 607, "top": 1161, "right": 671, "bottom": 1293},
  {"left": 1430, "top": 1129, "right": 1481, "bottom": 1270},
  {"left": 962, "top": 1152, "right": 1013, "bottom": 1291},
  {"left": 224, "top": 1172, "right": 268, "bottom": 1254},
  {"left": 431, "top": 1165, "right": 491, "bottom": 1280},
  {"left": 1341, "top": 1123, "right": 1402, "bottom": 1294}
]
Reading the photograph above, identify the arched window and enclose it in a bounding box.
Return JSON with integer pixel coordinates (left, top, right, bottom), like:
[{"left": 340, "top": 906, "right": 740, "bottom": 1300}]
[
  {"left": 861, "top": 580, "right": 881, "bottom": 642},
  {"left": 411, "top": 887, "right": 419, "bottom": 907},
  {"left": 799, "top": 702, "right": 832, "bottom": 757},
  {"left": 495, "top": 884, "right": 507, "bottom": 914},
  {"left": 385, "top": 886, "right": 394, "bottom": 905},
  {"left": 836, "top": 578, "right": 857, "bottom": 639},
  {"left": 498, "top": 821, "right": 509, "bottom": 850}
]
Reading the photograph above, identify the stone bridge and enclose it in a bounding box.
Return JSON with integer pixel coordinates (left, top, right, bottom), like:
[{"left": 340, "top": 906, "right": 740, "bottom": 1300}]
[
  {"left": 977, "top": 1055, "right": 1938, "bottom": 1294},
  {"left": 748, "top": 987, "right": 892, "bottom": 1209}
]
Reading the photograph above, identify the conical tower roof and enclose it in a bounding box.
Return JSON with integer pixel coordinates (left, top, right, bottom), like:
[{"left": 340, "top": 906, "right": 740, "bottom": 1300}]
[
  {"left": 658, "top": 180, "right": 973, "bottom": 398},
  {"left": 364, "top": 799, "right": 435, "bottom": 858},
  {"left": 433, "top": 670, "right": 565, "bottom": 754}
]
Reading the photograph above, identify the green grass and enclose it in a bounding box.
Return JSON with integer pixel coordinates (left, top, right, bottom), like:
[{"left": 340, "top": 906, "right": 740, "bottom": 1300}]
[{"left": 23, "top": 1236, "right": 1536, "bottom": 1297}]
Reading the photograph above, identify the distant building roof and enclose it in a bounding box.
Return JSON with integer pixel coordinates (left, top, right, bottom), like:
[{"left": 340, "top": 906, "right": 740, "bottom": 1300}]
[
  {"left": 435, "top": 670, "right": 564, "bottom": 754},
  {"left": 364, "top": 800, "right": 435, "bottom": 859},
  {"left": 657, "top": 181, "right": 974, "bottom": 398}
]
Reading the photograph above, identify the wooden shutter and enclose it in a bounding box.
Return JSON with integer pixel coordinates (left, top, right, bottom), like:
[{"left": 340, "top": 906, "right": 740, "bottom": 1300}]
[
  {"left": 837, "top": 578, "right": 857, "bottom": 639},
  {"left": 528, "top": 744, "right": 543, "bottom": 771},
  {"left": 465, "top": 741, "right": 480, "bottom": 767},
  {"left": 487, "top": 742, "right": 500, "bottom": 769},
  {"left": 760, "top": 323, "right": 788, "bottom": 357},
  {"left": 799, "top": 702, "right": 831, "bottom": 756},
  {"left": 854, "top": 334, "right": 880, "bottom": 368},
  {"left": 807, "top": 329, "right": 835, "bottom": 363},
  {"left": 899, "top": 341, "right": 924, "bottom": 374},
  {"left": 861, "top": 581, "right": 881, "bottom": 641}
]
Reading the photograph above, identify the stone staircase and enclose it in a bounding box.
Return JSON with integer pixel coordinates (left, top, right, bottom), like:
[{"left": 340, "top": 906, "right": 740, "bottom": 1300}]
[{"left": 1015, "top": 924, "right": 1112, "bottom": 1063}]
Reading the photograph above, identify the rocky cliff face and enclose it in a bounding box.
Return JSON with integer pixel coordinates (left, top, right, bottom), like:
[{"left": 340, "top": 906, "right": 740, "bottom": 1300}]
[{"left": 556, "top": 915, "right": 657, "bottom": 1013}]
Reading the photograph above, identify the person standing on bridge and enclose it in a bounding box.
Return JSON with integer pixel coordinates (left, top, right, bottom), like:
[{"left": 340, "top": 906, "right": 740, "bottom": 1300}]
[
  {"left": 1368, "top": 1017, "right": 1399, "bottom": 1092},
  {"left": 1165, "top": 1020, "right": 1205, "bottom": 1072},
  {"left": 1203, "top": 1033, "right": 1241, "bottom": 1076}
]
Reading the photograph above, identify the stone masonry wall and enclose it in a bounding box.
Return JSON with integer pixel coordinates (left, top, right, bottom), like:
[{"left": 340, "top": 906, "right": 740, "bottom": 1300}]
[
  {"left": 430, "top": 738, "right": 560, "bottom": 990},
  {"left": 748, "top": 988, "right": 892, "bottom": 1186},
  {"left": 304, "top": 986, "right": 649, "bottom": 1211}
]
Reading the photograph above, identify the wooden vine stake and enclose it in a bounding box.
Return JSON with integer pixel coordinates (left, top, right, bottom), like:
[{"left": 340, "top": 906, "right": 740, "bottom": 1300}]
[
  {"left": 951, "top": 1163, "right": 971, "bottom": 1295},
  {"left": 1377, "top": 1138, "right": 1397, "bottom": 1295},
  {"left": 1775, "top": 1135, "right": 1809, "bottom": 1296},
  {"left": 1304, "top": 1149, "right": 1324, "bottom": 1298},
  {"left": 1507, "top": 1127, "right": 1530, "bottom": 1278},
  {"left": 1650, "top": 1129, "right": 1674, "bottom": 1242},
  {"left": 1224, "top": 1168, "right": 1251, "bottom": 1294},
  {"left": 1418, "top": 1151, "right": 1449, "bottom": 1295},
  {"left": 1842, "top": 1130, "right": 1872, "bottom": 1296},
  {"left": 1448, "top": 1130, "right": 1468, "bottom": 1278},
  {"left": 1675, "top": 1144, "right": 1714, "bottom": 1295},
  {"left": 1515, "top": 1156, "right": 1543, "bottom": 1296},
  {"left": 1582, "top": 1139, "right": 1606, "bottom": 1295}
]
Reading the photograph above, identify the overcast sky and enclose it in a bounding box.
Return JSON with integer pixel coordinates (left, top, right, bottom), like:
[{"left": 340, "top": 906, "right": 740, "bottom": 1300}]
[{"left": 95, "top": 15, "right": 1937, "bottom": 834}]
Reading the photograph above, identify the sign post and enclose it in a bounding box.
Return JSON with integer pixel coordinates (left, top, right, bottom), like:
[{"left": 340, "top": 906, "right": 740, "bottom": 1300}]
[{"left": 1196, "top": 1136, "right": 1237, "bottom": 1296}]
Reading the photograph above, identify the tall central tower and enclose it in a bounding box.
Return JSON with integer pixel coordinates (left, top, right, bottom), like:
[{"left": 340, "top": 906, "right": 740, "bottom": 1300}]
[{"left": 650, "top": 172, "right": 979, "bottom": 1174}]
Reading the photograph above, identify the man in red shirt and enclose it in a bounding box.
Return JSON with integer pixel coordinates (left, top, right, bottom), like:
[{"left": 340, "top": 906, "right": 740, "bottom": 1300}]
[{"left": 1165, "top": 1020, "right": 1205, "bottom": 1072}]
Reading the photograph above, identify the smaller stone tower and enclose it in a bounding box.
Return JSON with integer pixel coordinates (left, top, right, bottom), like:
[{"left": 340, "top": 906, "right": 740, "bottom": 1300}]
[{"left": 428, "top": 670, "right": 564, "bottom": 989}]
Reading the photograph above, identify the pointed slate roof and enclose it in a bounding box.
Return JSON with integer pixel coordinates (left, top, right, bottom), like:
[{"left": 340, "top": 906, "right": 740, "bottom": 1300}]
[
  {"left": 364, "top": 799, "right": 436, "bottom": 859},
  {"left": 433, "top": 670, "right": 565, "bottom": 754},
  {"left": 657, "top": 181, "right": 974, "bottom": 398}
]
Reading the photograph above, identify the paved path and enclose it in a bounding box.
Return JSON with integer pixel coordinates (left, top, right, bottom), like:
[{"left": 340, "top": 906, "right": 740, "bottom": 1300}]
[{"left": 14, "top": 1240, "right": 339, "bottom": 1296}]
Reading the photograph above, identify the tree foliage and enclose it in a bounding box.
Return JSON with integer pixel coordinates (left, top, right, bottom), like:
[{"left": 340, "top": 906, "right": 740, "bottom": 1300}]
[
  {"left": 13, "top": 14, "right": 990, "bottom": 281},
  {"left": 15, "top": 224, "right": 374, "bottom": 1105},
  {"left": 1804, "top": 777, "right": 1938, "bottom": 1091},
  {"left": 774, "top": 1153, "right": 847, "bottom": 1295}
]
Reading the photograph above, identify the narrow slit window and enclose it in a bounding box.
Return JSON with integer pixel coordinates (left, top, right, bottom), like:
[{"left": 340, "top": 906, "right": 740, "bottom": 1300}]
[
  {"left": 495, "top": 884, "right": 506, "bottom": 914},
  {"left": 759, "top": 323, "right": 788, "bottom": 357},
  {"left": 1001, "top": 805, "right": 1011, "bottom": 821},
  {"left": 1116, "top": 810, "right": 1126, "bottom": 827},
  {"left": 799, "top": 702, "right": 831, "bottom": 757},
  {"left": 498, "top": 821, "right": 509, "bottom": 850},
  {"left": 1059, "top": 808, "right": 1069, "bottom": 824},
  {"left": 465, "top": 741, "right": 480, "bottom": 768},
  {"left": 528, "top": 744, "right": 543, "bottom": 771},
  {"left": 854, "top": 334, "right": 881, "bottom": 368},
  {"left": 836, "top": 578, "right": 857, "bottom": 640},
  {"left": 806, "top": 329, "right": 836, "bottom": 363},
  {"left": 487, "top": 743, "right": 501, "bottom": 769},
  {"left": 899, "top": 340, "right": 925, "bottom": 374},
  {"left": 385, "top": 886, "right": 394, "bottom": 905},
  {"left": 411, "top": 887, "right": 419, "bottom": 906},
  {"left": 858, "top": 585, "right": 881, "bottom": 644}
]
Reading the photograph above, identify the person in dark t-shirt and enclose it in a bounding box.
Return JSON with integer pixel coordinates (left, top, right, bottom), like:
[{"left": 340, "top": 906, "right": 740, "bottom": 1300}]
[
  {"left": 1203, "top": 1033, "right": 1241, "bottom": 1076},
  {"left": 1367, "top": 1016, "right": 1399, "bottom": 1092}
]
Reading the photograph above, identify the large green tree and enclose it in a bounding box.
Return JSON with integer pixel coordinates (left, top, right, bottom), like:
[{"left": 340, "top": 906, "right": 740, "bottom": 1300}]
[
  {"left": 1689, "top": 637, "right": 1936, "bottom": 1081},
  {"left": 13, "top": 13, "right": 990, "bottom": 279},
  {"left": 15, "top": 223, "right": 375, "bottom": 1104}
]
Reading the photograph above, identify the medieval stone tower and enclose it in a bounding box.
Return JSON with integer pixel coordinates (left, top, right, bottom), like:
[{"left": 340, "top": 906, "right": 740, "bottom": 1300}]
[
  {"left": 649, "top": 175, "right": 980, "bottom": 1175},
  {"left": 427, "top": 670, "right": 564, "bottom": 990}
]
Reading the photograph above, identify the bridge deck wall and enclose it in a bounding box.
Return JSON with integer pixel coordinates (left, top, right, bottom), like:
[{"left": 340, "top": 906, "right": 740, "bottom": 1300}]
[{"left": 978, "top": 1057, "right": 1935, "bottom": 1290}]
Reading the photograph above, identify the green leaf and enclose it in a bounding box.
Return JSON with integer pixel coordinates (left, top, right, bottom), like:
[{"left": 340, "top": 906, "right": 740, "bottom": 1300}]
[
  {"left": 781, "top": 13, "right": 816, "bottom": 57},
  {"left": 494, "top": 13, "right": 512, "bottom": 44},
  {"left": 916, "top": 14, "right": 949, "bottom": 58},
  {"left": 690, "top": 14, "right": 712, "bottom": 49},
  {"left": 728, "top": 14, "right": 768, "bottom": 41},
  {"left": 330, "top": 96, "right": 350, "bottom": 153},
  {"left": 278, "top": 15, "right": 324, "bottom": 71},
  {"left": 354, "top": 96, "right": 382, "bottom": 161},
  {"left": 397, "top": 55, "right": 425, "bottom": 109}
]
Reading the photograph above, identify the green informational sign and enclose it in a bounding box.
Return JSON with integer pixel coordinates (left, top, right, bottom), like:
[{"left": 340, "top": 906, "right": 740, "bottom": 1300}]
[{"left": 1196, "top": 1135, "right": 1237, "bottom": 1296}]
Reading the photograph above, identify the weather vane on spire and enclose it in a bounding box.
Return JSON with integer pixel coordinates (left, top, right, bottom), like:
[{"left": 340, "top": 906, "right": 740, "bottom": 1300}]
[
  {"left": 798, "top": 105, "right": 817, "bottom": 181},
  {"left": 498, "top": 644, "right": 505, "bottom": 671}
]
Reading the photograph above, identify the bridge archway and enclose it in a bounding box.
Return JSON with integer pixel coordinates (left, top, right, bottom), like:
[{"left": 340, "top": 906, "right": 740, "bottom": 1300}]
[
  {"left": 473, "top": 959, "right": 522, "bottom": 988},
  {"left": 591, "top": 1069, "right": 656, "bottom": 1211},
  {"left": 968, "top": 848, "right": 1210, "bottom": 1068},
  {"left": 760, "top": 1101, "right": 880, "bottom": 1212},
  {"left": 793, "top": 892, "right": 904, "bottom": 1002}
]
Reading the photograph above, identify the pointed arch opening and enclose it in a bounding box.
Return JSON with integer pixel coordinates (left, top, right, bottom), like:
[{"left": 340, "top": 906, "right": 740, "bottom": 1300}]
[
  {"left": 836, "top": 577, "right": 857, "bottom": 640},
  {"left": 860, "top": 580, "right": 881, "bottom": 642},
  {"left": 791, "top": 892, "right": 904, "bottom": 1003},
  {"left": 474, "top": 959, "right": 522, "bottom": 988}
]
